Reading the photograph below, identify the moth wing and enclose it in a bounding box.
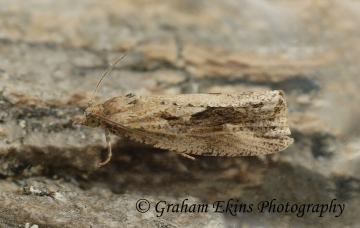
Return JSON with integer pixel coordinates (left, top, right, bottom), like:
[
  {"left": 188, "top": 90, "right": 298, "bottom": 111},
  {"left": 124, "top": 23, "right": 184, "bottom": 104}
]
[
  {"left": 99, "top": 91, "right": 293, "bottom": 156},
  {"left": 95, "top": 114, "right": 293, "bottom": 156},
  {"left": 154, "top": 132, "right": 293, "bottom": 156}
]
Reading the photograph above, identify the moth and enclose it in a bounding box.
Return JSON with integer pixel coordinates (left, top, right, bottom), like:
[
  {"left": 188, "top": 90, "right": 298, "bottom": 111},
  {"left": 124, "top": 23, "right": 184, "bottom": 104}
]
[{"left": 71, "top": 50, "right": 294, "bottom": 166}]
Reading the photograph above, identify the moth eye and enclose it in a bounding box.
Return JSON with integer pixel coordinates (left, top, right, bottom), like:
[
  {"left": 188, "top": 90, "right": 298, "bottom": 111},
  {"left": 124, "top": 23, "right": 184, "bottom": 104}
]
[{"left": 87, "top": 117, "right": 100, "bottom": 128}]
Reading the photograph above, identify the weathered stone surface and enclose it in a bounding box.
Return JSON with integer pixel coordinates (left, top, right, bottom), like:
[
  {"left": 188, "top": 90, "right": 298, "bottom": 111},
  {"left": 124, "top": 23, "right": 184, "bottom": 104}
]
[{"left": 1, "top": 0, "right": 360, "bottom": 227}]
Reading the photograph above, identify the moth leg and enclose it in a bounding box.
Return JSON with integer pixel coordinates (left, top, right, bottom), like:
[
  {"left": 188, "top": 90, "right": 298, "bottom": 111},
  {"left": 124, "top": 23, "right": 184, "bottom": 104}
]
[
  {"left": 179, "top": 153, "right": 196, "bottom": 160},
  {"left": 99, "top": 128, "right": 112, "bottom": 167}
]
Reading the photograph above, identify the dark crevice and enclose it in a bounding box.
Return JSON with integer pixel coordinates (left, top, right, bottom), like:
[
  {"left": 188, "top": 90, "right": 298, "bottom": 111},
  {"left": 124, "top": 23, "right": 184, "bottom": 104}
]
[
  {"left": 193, "top": 75, "right": 320, "bottom": 95},
  {"left": 334, "top": 177, "right": 360, "bottom": 200}
]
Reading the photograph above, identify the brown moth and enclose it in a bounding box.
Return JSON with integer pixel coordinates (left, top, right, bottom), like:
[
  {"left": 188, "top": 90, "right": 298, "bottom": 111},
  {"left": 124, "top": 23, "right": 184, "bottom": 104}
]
[{"left": 71, "top": 51, "right": 294, "bottom": 166}]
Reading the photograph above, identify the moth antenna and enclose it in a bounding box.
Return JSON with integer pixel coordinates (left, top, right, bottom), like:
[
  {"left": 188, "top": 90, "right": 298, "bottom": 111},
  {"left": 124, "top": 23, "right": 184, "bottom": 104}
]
[{"left": 88, "top": 46, "right": 132, "bottom": 107}]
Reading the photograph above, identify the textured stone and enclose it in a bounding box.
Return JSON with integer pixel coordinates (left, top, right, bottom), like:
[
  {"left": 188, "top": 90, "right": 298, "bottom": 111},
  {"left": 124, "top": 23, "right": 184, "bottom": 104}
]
[{"left": 1, "top": 0, "right": 360, "bottom": 227}]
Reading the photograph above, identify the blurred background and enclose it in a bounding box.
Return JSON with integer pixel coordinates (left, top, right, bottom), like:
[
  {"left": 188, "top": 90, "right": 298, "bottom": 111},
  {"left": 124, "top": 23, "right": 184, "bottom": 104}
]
[{"left": 0, "top": 0, "right": 359, "bottom": 227}]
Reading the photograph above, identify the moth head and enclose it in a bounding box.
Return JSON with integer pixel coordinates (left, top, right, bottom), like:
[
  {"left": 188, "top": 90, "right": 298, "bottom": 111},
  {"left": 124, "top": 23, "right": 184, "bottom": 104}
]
[
  {"left": 85, "top": 117, "right": 101, "bottom": 128},
  {"left": 70, "top": 114, "right": 101, "bottom": 128},
  {"left": 70, "top": 104, "right": 104, "bottom": 128},
  {"left": 70, "top": 115, "right": 87, "bottom": 126}
]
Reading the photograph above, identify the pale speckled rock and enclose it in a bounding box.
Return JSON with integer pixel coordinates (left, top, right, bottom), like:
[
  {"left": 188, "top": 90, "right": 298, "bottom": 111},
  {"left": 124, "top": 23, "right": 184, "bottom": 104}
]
[
  {"left": 0, "top": 179, "right": 226, "bottom": 227},
  {"left": 1, "top": 0, "right": 360, "bottom": 227}
]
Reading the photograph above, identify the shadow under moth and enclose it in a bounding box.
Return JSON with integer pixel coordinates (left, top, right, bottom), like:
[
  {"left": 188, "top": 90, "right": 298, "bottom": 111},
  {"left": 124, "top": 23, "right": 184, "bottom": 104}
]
[{"left": 71, "top": 50, "right": 294, "bottom": 167}]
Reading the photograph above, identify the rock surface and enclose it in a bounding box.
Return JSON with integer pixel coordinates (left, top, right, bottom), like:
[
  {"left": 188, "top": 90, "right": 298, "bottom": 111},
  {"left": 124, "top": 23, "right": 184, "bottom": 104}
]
[{"left": 0, "top": 0, "right": 360, "bottom": 227}]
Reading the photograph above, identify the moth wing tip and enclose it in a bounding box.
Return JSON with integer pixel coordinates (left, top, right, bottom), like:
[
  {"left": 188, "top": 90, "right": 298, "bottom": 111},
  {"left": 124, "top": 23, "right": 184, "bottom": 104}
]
[{"left": 288, "top": 137, "right": 294, "bottom": 145}]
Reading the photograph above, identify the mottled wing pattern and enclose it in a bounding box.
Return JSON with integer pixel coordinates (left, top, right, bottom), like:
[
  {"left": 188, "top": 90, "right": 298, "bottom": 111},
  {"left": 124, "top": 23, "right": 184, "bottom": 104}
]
[{"left": 100, "top": 91, "right": 293, "bottom": 156}]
